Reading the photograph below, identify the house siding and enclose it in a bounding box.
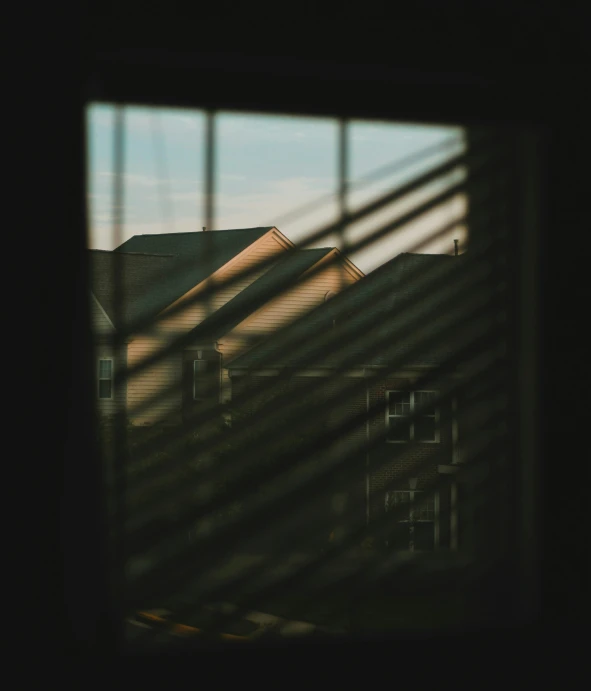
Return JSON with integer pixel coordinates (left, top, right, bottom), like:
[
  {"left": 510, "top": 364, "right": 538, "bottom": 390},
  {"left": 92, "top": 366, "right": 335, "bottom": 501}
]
[
  {"left": 155, "top": 232, "right": 289, "bottom": 336},
  {"left": 230, "top": 372, "right": 368, "bottom": 536},
  {"left": 219, "top": 260, "right": 359, "bottom": 404},
  {"left": 91, "top": 294, "right": 115, "bottom": 336},
  {"left": 226, "top": 260, "right": 357, "bottom": 344},
  {"left": 231, "top": 371, "right": 458, "bottom": 548},
  {"left": 123, "top": 232, "right": 292, "bottom": 424},
  {"left": 126, "top": 335, "right": 183, "bottom": 426}
]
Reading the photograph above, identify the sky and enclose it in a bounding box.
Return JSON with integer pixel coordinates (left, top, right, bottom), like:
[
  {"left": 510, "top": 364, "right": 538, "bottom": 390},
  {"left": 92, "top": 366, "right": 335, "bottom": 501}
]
[{"left": 86, "top": 105, "right": 467, "bottom": 274}]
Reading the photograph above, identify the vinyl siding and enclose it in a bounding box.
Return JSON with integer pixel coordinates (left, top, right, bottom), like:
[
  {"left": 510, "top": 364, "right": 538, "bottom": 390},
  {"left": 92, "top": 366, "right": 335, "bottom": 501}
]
[
  {"left": 155, "top": 232, "right": 289, "bottom": 335},
  {"left": 221, "top": 259, "right": 357, "bottom": 358},
  {"left": 91, "top": 294, "right": 115, "bottom": 336},
  {"left": 126, "top": 335, "right": 183, "bottom": 425},
  {"left": 219, "top": 259, "right": 359, "bottom": 402}
]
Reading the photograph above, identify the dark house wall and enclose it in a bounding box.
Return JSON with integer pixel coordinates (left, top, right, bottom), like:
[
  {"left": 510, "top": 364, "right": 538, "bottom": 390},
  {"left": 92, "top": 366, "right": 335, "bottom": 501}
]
[{"left": 368, "top": 376, "right": 454, "bottom": 549}]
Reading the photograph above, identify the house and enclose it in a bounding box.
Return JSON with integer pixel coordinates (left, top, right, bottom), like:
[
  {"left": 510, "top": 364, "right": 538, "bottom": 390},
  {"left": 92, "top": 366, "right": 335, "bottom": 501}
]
[
  {"left": 227, "top": 249, "right": 502, "bottom": 555},
  {"left": 89, "top": 226, "right": 364, "bottom": 426}
]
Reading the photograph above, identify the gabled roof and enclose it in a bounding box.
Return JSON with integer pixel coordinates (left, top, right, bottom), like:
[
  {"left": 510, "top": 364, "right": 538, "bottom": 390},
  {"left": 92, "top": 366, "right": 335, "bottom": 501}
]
[
  {"left": 186, "top": 247, "right": 334, "bottom": 342},
  {"left": 89, "top": 250, "right": 178, "bottom": 329},
  {"left": 115, "top": 227, "right": 274, "bottom": 287},
  {"left": 91, "top": 227, "right": 277, "bottom": 331},
  {"left": 229, "top": 252, "right": 471, "bottom": 370}
]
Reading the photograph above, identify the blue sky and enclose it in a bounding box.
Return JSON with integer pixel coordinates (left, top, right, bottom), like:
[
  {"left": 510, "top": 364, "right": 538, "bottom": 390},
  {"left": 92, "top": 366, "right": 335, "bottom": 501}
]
[{"left": 87, "top": 106, "right": 466, "bottom": 274}]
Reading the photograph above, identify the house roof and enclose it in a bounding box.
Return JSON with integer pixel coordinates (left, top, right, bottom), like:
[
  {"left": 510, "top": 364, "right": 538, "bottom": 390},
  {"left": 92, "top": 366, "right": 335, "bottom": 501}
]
[
  {"left": 228, "top": 252, "right": 472, "bottom": 370},
  {"left": 115, "top": 227, "right": 274, "bottom": 279},
  {"left": 186, "top": 247, "right": 334, "bottom": 342},
  {"left": 90, "top": 250, "right": 178, "bottom": 328},
  {"left": 90, "top": 227, "right": 275, "bottom": 330}
]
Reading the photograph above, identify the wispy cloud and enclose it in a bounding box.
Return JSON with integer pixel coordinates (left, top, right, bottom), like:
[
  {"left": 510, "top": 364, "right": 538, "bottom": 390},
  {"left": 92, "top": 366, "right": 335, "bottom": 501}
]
[
  {"left": 95, "top": 172, "right": 160, "bottom": 187},
  {"left": 94, "top": 172, "right": 200, "bottom": 190}
]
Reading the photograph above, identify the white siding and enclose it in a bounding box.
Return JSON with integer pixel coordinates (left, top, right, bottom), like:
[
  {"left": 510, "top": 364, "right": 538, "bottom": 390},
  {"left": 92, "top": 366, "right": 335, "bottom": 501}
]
[
  {"left": 223, "top": 260, "right": 357, "bottom": 351},
  {"left": 155, "top": 232, "right": 289, "bottom": 336},
  {"left": 91, "top": 294, "right": 115, "bottom": 336},
  {"left": 123, "top": 232, "right": 290, "bottom": 423},
  {"left": 126, "top": 335, "right": 183, "bottom": 425},
  {"left": 219, "top": 258, "right": 360, "bottom": 402},
  {"left": 113, "top": 235, "right": 361, "bottom": 420}
]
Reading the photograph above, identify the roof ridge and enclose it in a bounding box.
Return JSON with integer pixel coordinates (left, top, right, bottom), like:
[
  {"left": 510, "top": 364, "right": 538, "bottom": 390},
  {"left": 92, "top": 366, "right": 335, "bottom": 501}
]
[
  {"left": 90, "top": 249, "right": 176, "bottom": 257},
  {"left": 291, "top": 247, "right": 335, "bottom": 253},
  {"left": 402, "top": 252, "right": 455, "bottom": 257},
  {"left": 128, "top": 226, "right": 274, "bottom": 238}
]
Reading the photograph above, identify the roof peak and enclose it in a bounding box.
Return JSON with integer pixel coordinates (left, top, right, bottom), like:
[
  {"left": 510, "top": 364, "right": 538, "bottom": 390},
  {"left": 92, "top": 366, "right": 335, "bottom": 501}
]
[
  {"left": 90, "top": 248, "right": 175, "bottom": 258},
  {"left": 130, "top": 226, "right": 275, "bottom": 238},
  {"left": 292, "top": 247, "right": 334, "bottom": 253},
  {"left": 401, "top": 252, "right": 455, "bottom": 257}
]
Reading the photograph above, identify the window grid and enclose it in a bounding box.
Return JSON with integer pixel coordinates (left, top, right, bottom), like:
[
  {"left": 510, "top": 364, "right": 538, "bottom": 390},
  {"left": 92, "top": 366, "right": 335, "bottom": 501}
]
[
  {"left": 386, "top": 390, "right": 439, "bottom": 443},
  {"left": 386, "top": 490, "right": 435, "bottom": 522},
  {"left": 98, "top": 358, "right": 113, "bottom": 399}
]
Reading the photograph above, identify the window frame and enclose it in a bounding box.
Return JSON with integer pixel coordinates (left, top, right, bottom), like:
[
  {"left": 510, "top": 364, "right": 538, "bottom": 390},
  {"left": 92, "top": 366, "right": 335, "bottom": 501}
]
[
  {"left": 97, "top": 358, "right": 114, "bottom": 400},
  {"left": 386, "top": 389, "right": 440, "bottom": 443},
  {"left": 384, "top": 489, "right": 439, "bottom": 551},
  {"left": 385, "top": 490, "right": 436, "bottom": 523}
]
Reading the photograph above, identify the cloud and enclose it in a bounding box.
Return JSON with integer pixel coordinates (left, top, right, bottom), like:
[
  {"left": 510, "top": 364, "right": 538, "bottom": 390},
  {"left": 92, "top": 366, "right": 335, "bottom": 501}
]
[
  {"left": 88, "top": 215, "right": 202, "bottom": 250},
  {"left": 95, "top": 172, "right": 159, "bottom": 187},
  {"left": 94, "top": 172, "right": 200, "bottom": 190},
  {"left": 87, "top": 171, "right": 469, "bottom": 274}
]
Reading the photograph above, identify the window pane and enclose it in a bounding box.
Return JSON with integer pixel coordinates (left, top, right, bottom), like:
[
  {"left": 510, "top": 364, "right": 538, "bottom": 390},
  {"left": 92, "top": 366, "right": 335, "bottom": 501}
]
[
  {"left": 389, "top": 391, "right": 410, "bottom": 406},
  {"left": 194, "top": 360, "right": 208, "bottom": 374},
  {"left": 389, "top": 392, "right": 410, "bottom": 416},
  {"left": 387, "top": 418, "right": 411, "bottom": 442},
  {"left": 99, "top": 360, "right": 112, "bottom": 378},
  {"left": 387, "top": 492, "right": 411, "bottom": 520},
  {"left": 415, "top": 391, "right": 436, "bottom": 415},
  {"left": 414, "top": 494, "right": 435, "bottom": 521},
  {"left": 99, "top": 380, "right": 112, "bottom": 399},
  {"left": 415, "top": 417, "right": 436, "bottom": 441}
]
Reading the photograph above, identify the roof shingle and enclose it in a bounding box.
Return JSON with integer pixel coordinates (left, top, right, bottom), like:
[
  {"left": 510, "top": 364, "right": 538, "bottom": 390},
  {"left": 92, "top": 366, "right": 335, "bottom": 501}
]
[{"left": 91, "top": 227, "right": 275, "bottom": 331}]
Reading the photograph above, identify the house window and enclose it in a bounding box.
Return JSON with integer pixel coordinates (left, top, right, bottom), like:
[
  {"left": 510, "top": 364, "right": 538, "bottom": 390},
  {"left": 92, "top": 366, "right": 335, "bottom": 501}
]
[
  {"left": 385, "top": 490, "right": 436, "bottom": 551},
  {"left": 98, "top": 358, "right": 113, "bottom": 399},
  {"left": 386, "top": 390, "right": 439, "bottom": 442}
]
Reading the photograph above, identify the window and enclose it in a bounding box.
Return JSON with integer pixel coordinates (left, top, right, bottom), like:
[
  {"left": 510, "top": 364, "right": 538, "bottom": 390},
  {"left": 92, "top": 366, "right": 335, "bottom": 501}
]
[
  {"left": 98, "top": 358, "right": 113, "bottom": 399},
  {"left": 385, "top": 490, "right": 437, "bottom": 551},
  {"left": 386, "top": 490, "right": 436, "bottom": 522},
  {"left": 386, "top": 390, "right": 439, "bottom": 442}
]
